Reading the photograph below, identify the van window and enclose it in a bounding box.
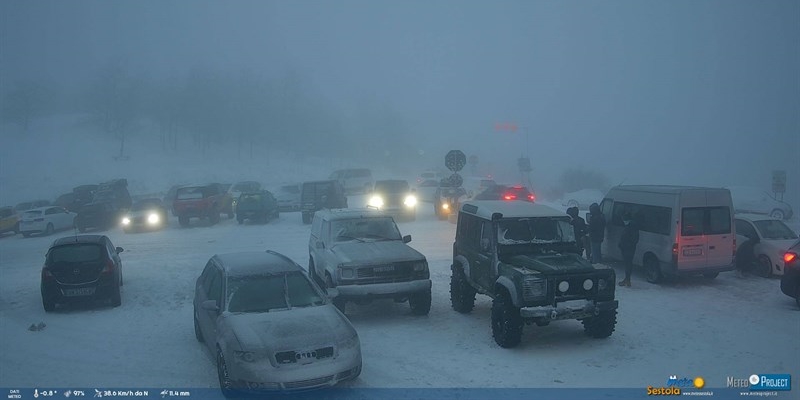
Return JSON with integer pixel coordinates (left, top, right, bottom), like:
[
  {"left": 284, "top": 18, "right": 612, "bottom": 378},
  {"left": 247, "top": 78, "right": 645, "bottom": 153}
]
[
  {"left": 681, "top": 207, "right": 731, "bottom": 236},
  {"left": 611, "top": 202, "right": 672, "bottom": 235}
]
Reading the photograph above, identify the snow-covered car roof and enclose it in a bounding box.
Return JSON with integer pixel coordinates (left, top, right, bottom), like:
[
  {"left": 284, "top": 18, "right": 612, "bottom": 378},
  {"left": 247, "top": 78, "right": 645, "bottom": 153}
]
[
  {"left": 51, "top": 235, "right": 106, "bottom": 246},
  {"left": 461, "top": 201, "right": 565, "bottom": 220},
  {"left": 316, "top": 208, "right": 386, "bottom": 221},
  {"left": 213, "top": 251, "right": 301, "bottom": 277}
]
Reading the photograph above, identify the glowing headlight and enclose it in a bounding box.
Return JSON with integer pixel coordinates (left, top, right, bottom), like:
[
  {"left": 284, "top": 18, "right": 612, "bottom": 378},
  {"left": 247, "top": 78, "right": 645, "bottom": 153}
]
[
  {"left": 441, "top": 203, "right": 449, "bottom": 210},
  {"left": 368, "top": 195, "right": 384, "bottom": 208},
  {"left": 558, "top": 280, "right": 570, "bottom": 293},
  {"left": 147, "top": 213, "right": 160, "bottom": 224},
  {"left": 583, "top": 279, "right": 594, "bottom": 290},
  {"left": 404, "top": 195, "right": 417, "bottom": 207},
  {"left": 341, "top": 268, "right": 354, "bottom": 279},
  {"left": 121, "top": 217, "right": 131, "bottom": 225}
]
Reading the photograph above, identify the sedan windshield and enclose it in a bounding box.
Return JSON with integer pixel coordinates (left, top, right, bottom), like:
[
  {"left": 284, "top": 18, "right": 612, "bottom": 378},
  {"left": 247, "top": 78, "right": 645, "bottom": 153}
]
[
  {"left": 226, "top": 272, "right": 324, "bottom": 313},
  {"left": 754, "top": 220, "right": 798, "bottom": 240}
]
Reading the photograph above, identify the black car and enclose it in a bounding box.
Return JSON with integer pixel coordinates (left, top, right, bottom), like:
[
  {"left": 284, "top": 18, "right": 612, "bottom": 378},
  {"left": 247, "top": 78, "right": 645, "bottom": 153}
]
[
  {"left": 75, "top": 201, "right": 123, "bottom": 232},
  {"left": 236, "top": 190, "right": 279, "bottom": 224},
  {"left": 121, "top": 198, "right": 169, "bottom": 232},
  {"left": 300, "top": 180, "right": 348, "bottom": 224},
  {"left": 40, "top": 235, "right": 124, "bottom": 311},
  {"left": 780, "top": 239, "right": 800, "bottom": 308},
  {"left": 473, "top": 184, "right": 535, "bottom": 202}
]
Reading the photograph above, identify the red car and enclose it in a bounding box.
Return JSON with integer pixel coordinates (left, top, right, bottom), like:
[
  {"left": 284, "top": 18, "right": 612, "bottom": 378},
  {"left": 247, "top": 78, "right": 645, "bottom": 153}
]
[{"left": 473, "top": 185, "right": 535, "bottom": 202}]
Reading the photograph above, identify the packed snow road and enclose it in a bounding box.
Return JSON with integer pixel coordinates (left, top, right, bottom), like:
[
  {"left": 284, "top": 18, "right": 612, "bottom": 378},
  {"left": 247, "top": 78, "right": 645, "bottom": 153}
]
[{"left": 1, "top": 199, "right": 797, "bottom": 394}]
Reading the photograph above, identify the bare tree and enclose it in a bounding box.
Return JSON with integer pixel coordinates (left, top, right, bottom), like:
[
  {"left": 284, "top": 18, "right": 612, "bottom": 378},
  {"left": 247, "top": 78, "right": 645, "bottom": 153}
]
[
  {"left": 84, "top": 64, "right": 144, "bottom": 159},
  {"left": 1, "top": 80, "right": 52, "bottom": 133}
]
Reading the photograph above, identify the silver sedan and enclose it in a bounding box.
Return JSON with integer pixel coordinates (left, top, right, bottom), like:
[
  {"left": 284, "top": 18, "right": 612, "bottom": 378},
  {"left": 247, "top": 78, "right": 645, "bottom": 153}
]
[{"left": 193, "top": 251, "right": 362, "bottom": 397}]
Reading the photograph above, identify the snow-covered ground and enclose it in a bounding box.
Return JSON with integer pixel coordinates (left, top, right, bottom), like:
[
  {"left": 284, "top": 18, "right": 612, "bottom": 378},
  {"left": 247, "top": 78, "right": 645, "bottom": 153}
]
[{"left": 1, "top": 196, "right": 797, "bottom": 396}]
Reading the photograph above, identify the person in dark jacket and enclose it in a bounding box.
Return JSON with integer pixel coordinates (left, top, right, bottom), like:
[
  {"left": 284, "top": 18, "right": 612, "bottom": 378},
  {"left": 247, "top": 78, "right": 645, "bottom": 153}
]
[
  {"left": 618, "top": 212, "right": 640, "bottom": 287},
  {"left": 587, "top": 203, "right": 606, "bottom": 264},
  {"left": 567, "top": 207, "right": 588, "bottom": 257},
  {"left": 735, "top": 235, "right": 760, "bottom": 277}
]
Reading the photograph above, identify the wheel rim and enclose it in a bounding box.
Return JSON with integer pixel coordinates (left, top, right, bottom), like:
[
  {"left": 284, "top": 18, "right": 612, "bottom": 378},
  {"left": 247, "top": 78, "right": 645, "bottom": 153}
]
[
  {"left": 646, "top": 260, "right": 658, "bottom": 281},
  {"left": 771, "top": 210, "right": 784, "bottom": 219},
  {"left": 758, "top": 256, "right": 772, "bottom": 277}
]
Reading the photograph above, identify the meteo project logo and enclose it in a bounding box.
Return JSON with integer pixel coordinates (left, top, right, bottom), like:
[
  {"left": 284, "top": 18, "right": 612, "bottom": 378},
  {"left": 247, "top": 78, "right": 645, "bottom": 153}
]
[
  {"left": 647, "top": 375, "right": 707, "bottom": 396},
  {"left": 727, "top": 374, "right": 791, "bottom": 391}
]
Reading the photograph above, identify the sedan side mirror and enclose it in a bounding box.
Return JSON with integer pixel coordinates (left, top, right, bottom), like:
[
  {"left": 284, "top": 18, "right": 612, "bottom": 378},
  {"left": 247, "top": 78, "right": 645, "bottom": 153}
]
[
  {"left": 116, "top": 247, "right": 124, "bottom": 254},
  {"left": 403, "top": 235, "right": 412, "bottom": 243}
]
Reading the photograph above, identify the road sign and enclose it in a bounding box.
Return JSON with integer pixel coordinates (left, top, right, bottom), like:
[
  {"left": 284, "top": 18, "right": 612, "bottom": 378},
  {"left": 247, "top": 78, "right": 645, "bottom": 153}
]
[
  {"left": 772, "top": 170, "right": 786, "bottom": 193},
  {"left": 447, "top": 173, "right": 463, "bottom": 188},
  {"left": 445, "top": 150, "right": 466, "bottom": 172}
]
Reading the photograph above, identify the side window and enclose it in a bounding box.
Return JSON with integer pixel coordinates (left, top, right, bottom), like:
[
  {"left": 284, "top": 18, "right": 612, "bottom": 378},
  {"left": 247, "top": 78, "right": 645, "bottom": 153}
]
[
  {"left": 639, "top": 205, "right": 672, "bottom": 235},
  {"left": 707, "top": 207, "right": 731, "bottom": 235},
  {"left": 321, "top": 220, "right": 331, "bottom": 243},
  {"left": 207, "top": 269, "right": 223, "bottom": 304},
  {"left": 681, "top": 208, "right": 705, "bottom": 236},
  {"left": 199, "top": 260, "right": 215, "bottom": 287},
  {"left": 735, "top": 220, "right": 757, "bottom": 239},
  {"left": 45, "top": 208, "right": 55, "bottom": 215},
  {"left": 480, "top": 221, "right": 493, "bottom": 251},
  {"left": 600, "top": 199, "right": 613, "bottom": 220}
]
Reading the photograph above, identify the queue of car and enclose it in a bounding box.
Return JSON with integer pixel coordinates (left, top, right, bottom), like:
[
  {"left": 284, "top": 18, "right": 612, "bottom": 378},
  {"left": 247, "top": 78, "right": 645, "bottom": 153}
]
[{"left": 5, "top": 172, "right": 797, "bottom": 396}]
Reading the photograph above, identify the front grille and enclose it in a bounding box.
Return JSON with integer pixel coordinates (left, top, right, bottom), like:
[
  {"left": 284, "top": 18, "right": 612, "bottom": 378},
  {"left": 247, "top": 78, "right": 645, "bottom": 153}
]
[
  {"left": 283, "top": 375, "right": 334, "bottom": 389},
  {"left": 275, "top": 346, "right": 335, "bottom": 365},
  {"left": 352, "top": 262, "right": 415, "bottom": 284}
]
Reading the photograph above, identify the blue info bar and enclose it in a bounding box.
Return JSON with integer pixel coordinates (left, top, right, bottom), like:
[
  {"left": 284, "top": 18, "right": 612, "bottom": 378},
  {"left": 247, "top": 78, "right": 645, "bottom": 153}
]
[{"left": 749, "top": 374, "right": 792, "bottom": 391}]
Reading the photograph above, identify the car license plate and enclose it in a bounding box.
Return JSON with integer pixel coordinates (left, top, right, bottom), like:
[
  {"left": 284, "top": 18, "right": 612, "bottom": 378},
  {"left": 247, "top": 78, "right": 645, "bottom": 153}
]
[
  {"left": 62, "top": 287, "right": 96, "bottom": 297},
  {"left": 373, "top": 265, "right": 395, "bottom": 273},
  {"left": 683, "top": 248, "right": 703, "bottom": 256}
]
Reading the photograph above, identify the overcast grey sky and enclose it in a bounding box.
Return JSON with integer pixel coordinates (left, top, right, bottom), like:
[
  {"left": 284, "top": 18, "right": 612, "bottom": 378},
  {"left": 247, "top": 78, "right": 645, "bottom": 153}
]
[{"left": 1, "top": 0, "right": 798, "bottom": 199}]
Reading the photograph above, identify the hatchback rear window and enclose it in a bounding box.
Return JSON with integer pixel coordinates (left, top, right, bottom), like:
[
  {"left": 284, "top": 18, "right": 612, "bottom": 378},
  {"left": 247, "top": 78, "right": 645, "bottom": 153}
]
[
  {"left": 23, "top": 210, "right": 42, "bottom": 217},
  {"left": 176, "top": 188, "right": 204, "bottom": 200},
  {"left": 48, "top": 244, "right": 103, "bottom": 264}
]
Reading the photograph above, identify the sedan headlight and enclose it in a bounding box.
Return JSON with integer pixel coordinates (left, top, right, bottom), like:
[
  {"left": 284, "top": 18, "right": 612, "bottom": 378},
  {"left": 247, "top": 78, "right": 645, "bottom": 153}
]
[
  {"left": 121, "top": 217, "right": 131, "bottom": 226},
  {"left": 233, "top": 350, "right": 257, "bottom": 362},
  {"left": 340, "top": 268, "right": 354, "bottom": 279},
  {"left": 338, "top": 334, "right": 360, "bottom": 350},
  {"left": 404, "top": 195, "right": 417, "bottom": 207},
  {"left": 368, "top": 195, "right": 384, "bottom": 208},
  {"left": 522, "top": 277, "right": 547, "bottom": 301},
  {"left": 413, "top": 262, "right": 427, "bottom": 272},
  {"left": 147, "top": 213, "right": 160, "bottom": 224}
]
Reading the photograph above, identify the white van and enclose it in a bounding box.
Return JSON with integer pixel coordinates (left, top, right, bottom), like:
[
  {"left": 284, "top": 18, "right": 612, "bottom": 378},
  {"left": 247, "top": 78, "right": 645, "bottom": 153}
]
[{"left": 598, "top": 185, "right": 735, "bottom": 283}]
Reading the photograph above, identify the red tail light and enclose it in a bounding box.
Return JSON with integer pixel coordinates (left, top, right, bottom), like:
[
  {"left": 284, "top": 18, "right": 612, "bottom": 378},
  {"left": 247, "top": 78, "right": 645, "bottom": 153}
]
[
  {"left": 527, "top": 194, "right": 535, "bottom": 201},
  {"left": 101, "top": 259, "right": 115, "bottom": 274},
  {"left": 503, "top": 194, "right": 516, "bottom": 200},
  {"left": 785, "top": 252, "right": 797, "bottom": 264}
]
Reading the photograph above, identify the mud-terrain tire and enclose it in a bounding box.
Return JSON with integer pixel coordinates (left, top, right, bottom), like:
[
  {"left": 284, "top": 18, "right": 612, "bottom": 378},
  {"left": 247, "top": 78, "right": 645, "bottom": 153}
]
[
  {"left": 409, "top": 289, "right": 431, "bottom": 316},
  {"left": 491, "top": 289, "right": 523, "bottom": 348},
  {"left": 582, "top": 309, "right": 617, "bottom": 338},
  {"left": 450, "top": 265, "right": 476, "bottom": 313}
]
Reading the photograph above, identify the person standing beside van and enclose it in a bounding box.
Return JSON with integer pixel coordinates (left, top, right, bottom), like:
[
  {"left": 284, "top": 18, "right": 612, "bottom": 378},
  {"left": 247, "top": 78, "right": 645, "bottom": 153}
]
[
  {"left": 588, "top": 203, "right": 606, "bottom": 264},
  {"left": 618, "top": 212, "right": 640, "bottom": 287},
  {"left": 567, "top": 207, "right": 588, "bottom": 258}
]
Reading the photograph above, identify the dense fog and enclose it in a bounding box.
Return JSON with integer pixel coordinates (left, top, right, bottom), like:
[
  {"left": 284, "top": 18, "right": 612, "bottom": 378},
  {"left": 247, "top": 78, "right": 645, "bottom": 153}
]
[{"left": 1, "top": 0, "right": 798, "bottom": 206}]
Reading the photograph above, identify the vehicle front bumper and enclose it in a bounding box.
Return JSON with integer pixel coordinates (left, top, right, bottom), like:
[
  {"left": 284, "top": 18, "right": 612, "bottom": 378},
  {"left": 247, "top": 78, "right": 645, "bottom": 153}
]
[
  {"left": 228, "top": 349, "right": 361, "bottom": 392},
  {"left": 520, "top": 299, "right": 618, "bottom": 321},
  {"left": 337, "top": 279, "right": 431, "bottom": 299}
]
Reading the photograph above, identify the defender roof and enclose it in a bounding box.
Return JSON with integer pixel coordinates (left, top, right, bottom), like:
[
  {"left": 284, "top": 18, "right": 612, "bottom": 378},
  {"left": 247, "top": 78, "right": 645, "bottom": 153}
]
[
  {"left": 213, "top": 251, "right": 301, "bottom": 277},
  {"left": 460, "top": 200, "right": 566, "bottom": 220}
]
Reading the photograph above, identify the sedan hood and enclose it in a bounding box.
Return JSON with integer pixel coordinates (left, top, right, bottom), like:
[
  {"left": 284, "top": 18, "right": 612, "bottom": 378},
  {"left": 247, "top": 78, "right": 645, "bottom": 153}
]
[
  {"left": 502, "top": 253, "right": 597, "bottom": 275},
  {"left": 331, "top": 241, "right": 425, "bottom": 265},
  {"left": 223, "top": 305, "right": 354, "bottom": 351}
]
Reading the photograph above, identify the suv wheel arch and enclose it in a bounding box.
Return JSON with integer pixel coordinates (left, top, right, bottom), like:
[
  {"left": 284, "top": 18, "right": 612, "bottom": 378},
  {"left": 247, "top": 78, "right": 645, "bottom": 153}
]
[
  {"left": 453, "top": 255, "right": 471, "bottom": 279},
  {"left": 494, "top": 277, "right": 520, "bottom": 308}
]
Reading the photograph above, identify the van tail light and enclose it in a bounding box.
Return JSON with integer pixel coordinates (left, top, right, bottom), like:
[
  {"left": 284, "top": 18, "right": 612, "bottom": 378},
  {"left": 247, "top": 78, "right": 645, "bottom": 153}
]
[
  {"left": 785, "top": 252, "right": 797, "bottom": 264},
  {"left": 101, "top": 259, "right": 116, "bottom": 275},
  {"left": 672, "top": 242, "right": 678, "bottom": 265}
]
